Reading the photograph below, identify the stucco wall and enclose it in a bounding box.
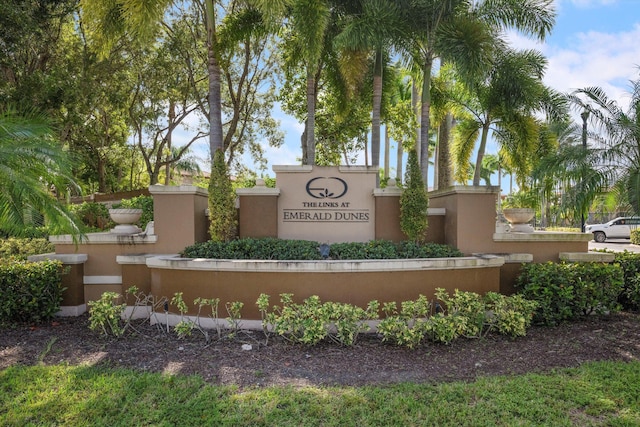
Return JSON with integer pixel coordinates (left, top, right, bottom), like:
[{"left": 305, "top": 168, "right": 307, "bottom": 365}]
[{"left": 148, "top": 257, "right": 502, "bottom": 319}]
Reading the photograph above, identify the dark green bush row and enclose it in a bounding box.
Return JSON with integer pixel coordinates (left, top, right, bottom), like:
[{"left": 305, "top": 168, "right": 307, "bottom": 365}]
[
  {"left": 181, "top": 238, "right": 463, "bottom": 260},
  {"left": 516, "top": 262, "right": 624, "bottom": 325},
  {"left": 181, "top": 238, "right": 323, "bottom": 260},
  {"left": 0, "top": 238, "right": 54, "bottom": 260},
  {"left": 329, "top": 240, "right": 463, "bottom": 259},
  {"left": 0, "top": 259, "right": 65, "bottom": 324},
  {"left": 612, "top": 251, "right": 640, "bottom": 310}
]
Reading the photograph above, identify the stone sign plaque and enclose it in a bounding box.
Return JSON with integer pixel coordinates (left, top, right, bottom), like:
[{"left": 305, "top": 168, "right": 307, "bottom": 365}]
[{"left": 274, "top": 165, "right": 376, "bottom": 243}]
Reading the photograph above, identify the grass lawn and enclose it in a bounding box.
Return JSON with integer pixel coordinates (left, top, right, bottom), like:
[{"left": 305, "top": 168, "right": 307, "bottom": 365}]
[{"left": 1, "top": 361, "right": 639, "bottom": 426}]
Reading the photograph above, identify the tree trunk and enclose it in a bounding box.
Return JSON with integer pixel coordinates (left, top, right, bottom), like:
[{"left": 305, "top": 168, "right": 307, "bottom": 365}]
[
  {"left": 301, "top": 126, "right": 308, "bottom": 165},
  {"left": 473, "top": 120, "right": 491, "bottom": 186},
  {"left": 384, "top": 125, "right": 390, "bottom": 179},
  {"left": 433, "top": 127, "right": 439, "bottom": 190},
  {"left": 206, "top": 0, "right": 224, "bottom": 159},
  {"left": 97, "top": 155, "right": 107, "bottom": 193},
  {"left": 437, "top": 112, "right": 453, "bottom": 189},
  {"left": 420, "top": 57, "right": 433, "bottom": 189},
  {"left": 396, "top": 136, "right": 403, "bottom": 183},
  {"left": 371, "top": 48, "right": 383, "bottom": 170},
  {"left": 412, "top": 80, "right": 420, "bottom": 157},
  {"left": 364, "top": 132, "right": 369, "bottom": 166},
  {"left": 305, "top": 67, "right": 316, "bottom": 165},
  {"left": 165, "top": 101, "right": 175, "bottom": 186}
]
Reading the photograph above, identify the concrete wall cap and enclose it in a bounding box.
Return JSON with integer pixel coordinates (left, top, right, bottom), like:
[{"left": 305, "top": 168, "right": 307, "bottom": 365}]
[
  {"left": 148, "top": 185, "right": 208, "bottom": 196},
  {"left": 373, "top": 187, "right": 402, "bottom": 196},
  {"left": 473, "top": 253, "right": 533, "bottom": 263},
  {"left": 146, "top": 255, "right": 504, "bottom": 273},
  {"left": 272, "top": 165, "right": 313, "bottom": 173},
  {"left": 493, "top": 232, "right": 591, "bottom": 242},
  {"left": 236, "top": 187, "right": 281, "bottom": 196},
  {"left": 337, "top": 165, "right": 376, "bottom": 173},
  {"left": 117, "top": 253, "right": 180, "bottom": 264},
  {"left": 560, "top": 252, "right": 616, "bottom": 263},
  {"left": 50, "top": 233, "right": 158, "bottom": 245},
  {"left": 429, "top": 185, "right": 500, "bottom": 198},
  {"left": 27, "top": 253, "right": 88, "bottom": 264},
  {"left": 427, "top": 208, "right": 446, "bottom": 216}
]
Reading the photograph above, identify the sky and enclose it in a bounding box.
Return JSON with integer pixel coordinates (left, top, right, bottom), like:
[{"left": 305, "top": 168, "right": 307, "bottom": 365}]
[{"left": 181, "top": 0, "right": 640, "bottom": 190}]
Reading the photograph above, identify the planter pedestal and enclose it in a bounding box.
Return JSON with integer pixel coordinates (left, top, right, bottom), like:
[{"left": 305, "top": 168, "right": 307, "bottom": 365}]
[
  {"left": 502, "top": 208, "right": 534, "bottom": 233},
  {"left": 109, "top": 209, "right": 143, "bottom": 235}
]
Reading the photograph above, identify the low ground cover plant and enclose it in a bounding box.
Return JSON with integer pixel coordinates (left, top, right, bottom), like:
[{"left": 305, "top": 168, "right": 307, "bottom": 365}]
[
  {"left": 515, "top": 261, "right": 624, "bottom": 325},
  {"left": 0, "top": 259, "right": 64, "bottom": 324},
  {"left": 257, "top": 293, "right": 380, "bottom": 346},
  {"left": 377, "top": 290, "right": 537, "bottom": 348},
  {"left": 181, "top": 237, "right": 462, "bottom": 260},
  {"left": 88, "top": 287, "right": 538, "bottom": 349}
]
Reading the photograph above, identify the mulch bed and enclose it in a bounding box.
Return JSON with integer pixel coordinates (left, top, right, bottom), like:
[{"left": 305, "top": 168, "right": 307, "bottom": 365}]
[{"left": 2, "top": 312, "right": 640, "bottom": 388}]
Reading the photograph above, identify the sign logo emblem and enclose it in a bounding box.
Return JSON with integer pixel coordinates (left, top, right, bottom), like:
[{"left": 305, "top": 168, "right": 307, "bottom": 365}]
[{"left": 305, "top": 177, "right": 348, "bottom": 199}]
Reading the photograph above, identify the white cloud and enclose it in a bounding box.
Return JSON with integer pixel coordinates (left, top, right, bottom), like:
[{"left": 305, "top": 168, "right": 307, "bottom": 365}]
[
  {"left": 506, "top": 25, "right": 640, "bottom": 110},
  {"left": 565, "top": 0, "right": 617, "bottom": 8}
]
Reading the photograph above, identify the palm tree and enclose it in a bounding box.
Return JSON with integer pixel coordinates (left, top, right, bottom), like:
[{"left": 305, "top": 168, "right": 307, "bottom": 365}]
[
  {"left": 0, "top": 108, "right": 81, "bottom": 236},
  {"left": 253, "top": 0, "right": 332, "bottom": 165},
  {"left": 334, "top": 0, "right": 404, "bottom": 171},
  {"left": 402, "top": 0, "right": 555, "bottom": 188},
  {"left": 386, "top": 65, "right": 417, "bottom": 182},
  {"left": 561, "top": 77, "right": 640, "bottom": 216},
  {"left": 452, "top": 47, "right": 565, "bottom": 186}
]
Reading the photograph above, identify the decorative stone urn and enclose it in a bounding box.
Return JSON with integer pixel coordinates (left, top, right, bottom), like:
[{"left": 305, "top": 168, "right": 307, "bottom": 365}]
[
  {"left": 502, "top": 208, "right": 535, "bottom": 233},
  {"left": 108, "top": 208, "right": 143, "bottom": 234}
]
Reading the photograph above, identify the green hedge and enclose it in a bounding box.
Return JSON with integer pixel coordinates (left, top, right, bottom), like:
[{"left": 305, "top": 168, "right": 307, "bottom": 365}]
[
  {"left": 0, "top": 259, "right": 65, "bottom": 324},
  {"left": 330, "top": 240, "right": 463, "bottom": 259},
  {"left": 181, "top": 238, "right": 463, "bottom": 260},
  {"left": 612, "top": 251, "right": 640, "bottom": 310},
  {"left": 515, "top": 261, "right": 624, "bottom": 325},
  {"left": 181, "top": 238, "right": 323, "bottom": 260},
  {"left": 631, "top": 229, "right": 640, "bottom": 245},
  {"left": 0, "top": 238, "right": 54, "bottom": 260}
]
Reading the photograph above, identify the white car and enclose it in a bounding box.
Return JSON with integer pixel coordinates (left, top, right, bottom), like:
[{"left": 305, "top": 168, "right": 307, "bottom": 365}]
[{"left": 585, "top": 217, "right": 640, "bottom": 242}]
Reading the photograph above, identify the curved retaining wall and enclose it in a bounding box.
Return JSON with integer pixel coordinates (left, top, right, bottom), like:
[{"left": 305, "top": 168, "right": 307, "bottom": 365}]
[{"left": 145, "top": 256, "right": 504, "bottom": 320}]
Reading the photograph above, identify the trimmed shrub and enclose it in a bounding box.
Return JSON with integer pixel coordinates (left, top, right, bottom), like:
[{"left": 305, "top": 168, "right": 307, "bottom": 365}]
[
  {"left": 182, "top": 238, "right": 463, "bottom": 260},
  {"left": 0, "top": 259, "right": 65, "bottom": 324},
  {"left": 208, "top": 150, "right": 237, "bottom": 242},
  {"left": 181, "top": 238, "right": 322, "bottom": 260},
  {"left": 515, "top": 262, "right": 624, "bottom": 325},
  {"left": 330, "top": 240, "right": 397, "bottom": 259},
  {"left": 400, "top": 149, "right": 428, "bottom": 242},
  {"left": 0, "top": 238, "right": 54, "bottom": 260},
  {"left": 631, "top": 229, "right": 640, "bottom": 245},
  {"left": 396, "top": 241, "right": 463, "bottom": 258},
  {"left": 612, "top": 251, "right": 640, "bottom": 310}
]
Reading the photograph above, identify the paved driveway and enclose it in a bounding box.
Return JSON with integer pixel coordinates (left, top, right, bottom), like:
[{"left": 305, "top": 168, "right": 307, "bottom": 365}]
[{"left": 588, "top": 238, "right": 640, "bottom": 253}]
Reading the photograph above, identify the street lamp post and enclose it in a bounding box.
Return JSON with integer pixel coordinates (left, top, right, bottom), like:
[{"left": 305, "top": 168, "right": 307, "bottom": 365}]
[{"left": 581, "top": 109, "right": 589, "bottom": 233}]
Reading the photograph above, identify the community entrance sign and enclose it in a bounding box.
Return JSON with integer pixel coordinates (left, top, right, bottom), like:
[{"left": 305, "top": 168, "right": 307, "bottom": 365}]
[{"left": 273, "top": 165, "right": 376, "bottom": 243}]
